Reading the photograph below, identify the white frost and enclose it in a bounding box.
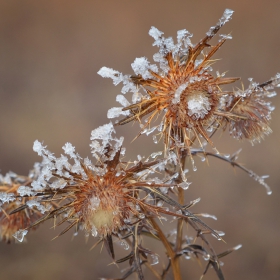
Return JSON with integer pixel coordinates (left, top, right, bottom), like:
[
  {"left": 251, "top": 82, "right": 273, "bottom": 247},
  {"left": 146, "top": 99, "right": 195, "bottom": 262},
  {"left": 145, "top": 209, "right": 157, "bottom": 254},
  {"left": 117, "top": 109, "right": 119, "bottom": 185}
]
[
  {"left": 107, "top": 107, "right": 130, "bottom": 119},
  {"left": 0, "top": 192, "right": 15, "bottom": 205},
  {"left": 116, "top": 95, "right": 131, "bottom": 107},
  {"left": 131, "top": 57, "right": 158, "bottom": 79},
  {"left": 187, "top": 92, "right": 211, "bottom": 119},
  {"left": 172, "top": 82, "right": 188, "bottom": 104},
  {"left": 13, "top": 229, "right": 28, "bottom": 242}
]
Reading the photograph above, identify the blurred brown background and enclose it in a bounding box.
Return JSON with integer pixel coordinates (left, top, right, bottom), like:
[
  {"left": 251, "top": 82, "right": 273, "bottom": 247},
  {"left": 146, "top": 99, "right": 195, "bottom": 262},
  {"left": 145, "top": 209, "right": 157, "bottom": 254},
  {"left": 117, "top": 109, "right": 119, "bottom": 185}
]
[{"left": 0, "top": 1, "right": 280, "bottom": 279}]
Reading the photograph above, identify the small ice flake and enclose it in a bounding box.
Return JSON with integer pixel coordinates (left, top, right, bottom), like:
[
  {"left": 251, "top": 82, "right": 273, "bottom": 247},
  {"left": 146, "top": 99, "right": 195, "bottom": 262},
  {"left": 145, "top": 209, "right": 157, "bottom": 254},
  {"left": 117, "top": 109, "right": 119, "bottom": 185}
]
[
  {"left": 13, "top": 229, "right": 28, "bottom": 242},
  {"left": 131, "top": 57, "right": 158, "bottom": 79},
  {"left": 149, "top": 26, "right": 164, "bottom": 40},
  {"left": 62, "top": 142, "right": 76, "bottom": 158},
  {"left": 107, "top": 107, "right": 130, "bottom": 119},
  {"left": 17, "top": 186, "right": 34, "bottom": 196},
  {"left": 116, "top": 95, "right": 131, "bottom": 107},
  {"left": 97, "top": 67, "right": 123, "bottom": 86},
  {"left": 91, "top": 122, "right": 115, "bottom": 141},
  {"left": 219, "top": 34, "right": 232, "bottom": 41},
  {"left": 177, "top": 29, "right": 188, "bottom": 42},
  {"left": 220, "top": 9, "right": 234, "bottom": 25},
  {"left": 33, "top": 140, "right": 46, "bottom": 156},
  {"left": 26, "top": 199, "right": 49, "bottom": 214},
  {"left": 0, "top": 192, "right": 15, "bottom": 204}
]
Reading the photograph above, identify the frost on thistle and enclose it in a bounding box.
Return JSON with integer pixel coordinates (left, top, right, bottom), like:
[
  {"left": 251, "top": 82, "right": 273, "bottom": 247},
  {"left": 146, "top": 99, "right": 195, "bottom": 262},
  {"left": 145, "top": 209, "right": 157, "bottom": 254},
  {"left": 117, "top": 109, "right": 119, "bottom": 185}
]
[
  {"left": 1, "top": 8, "right": 279, "bottom": 280},
  {"left": 99, "top": 8, "right": 279, "bottom": 154},
  {"left": 0, "top": 170, "right": 47, "bottom": 243}
]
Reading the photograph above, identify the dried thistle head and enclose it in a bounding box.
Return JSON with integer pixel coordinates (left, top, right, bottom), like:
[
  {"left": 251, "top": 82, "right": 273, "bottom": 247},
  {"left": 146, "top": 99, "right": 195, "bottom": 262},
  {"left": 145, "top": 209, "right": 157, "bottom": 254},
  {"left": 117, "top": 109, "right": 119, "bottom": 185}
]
[
  {"left": 0, "top": 172, "right": 43, "bottom": 243},
  {"left": 12, "top": 123, "right": 184, "bottom": 241},
  {"left": 98, "top": 9, "right": 279, "bottom": 154},
  {"left": 223, "top": 77, "right": 279, "bottom": 143},
  {"left": 98, "top": 9, "right": 239, "bottom": 152}
]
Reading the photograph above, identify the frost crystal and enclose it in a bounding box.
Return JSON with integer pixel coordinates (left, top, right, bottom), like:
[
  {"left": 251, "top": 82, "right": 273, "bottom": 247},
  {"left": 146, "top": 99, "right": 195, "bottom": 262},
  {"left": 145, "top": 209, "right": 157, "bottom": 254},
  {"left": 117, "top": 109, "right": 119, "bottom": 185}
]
[
  {"left": 90, "top": 122, "right": 124, "bottom": 162},
  {"left": 173, "top": 83, "right": 188, "bottom": 104},
  {"left": 107, "top": 107, "right": 130, "bottom": 119},
  {"left": 0, "top": 192, "right": 15, "bottom": 205},
  {"left": 26, "top": 199, "right": 49, "bottom": 214},
  {"left": 148, "top": 26, "right": 164, "bottom": 41},
  {"left": 13, "top": 229, "right": 28, "bottom": 242},
  {"left": 17, "top": 186, "right": 35, "bottom": 196},
  {"left": 187, "top": 92, "right": 211, "bottom": 119},
  {"left": 116, "top": 95, "right": 131, "bottom": 107},
  {"left": 131, "top": 57, "right": 158, "bottom": 79},
  {"left": 62, "top": 142, "right": 76, "bottom": 158},
  {"left": 33, "top": 140, "right": 47, "bottom": 156}
]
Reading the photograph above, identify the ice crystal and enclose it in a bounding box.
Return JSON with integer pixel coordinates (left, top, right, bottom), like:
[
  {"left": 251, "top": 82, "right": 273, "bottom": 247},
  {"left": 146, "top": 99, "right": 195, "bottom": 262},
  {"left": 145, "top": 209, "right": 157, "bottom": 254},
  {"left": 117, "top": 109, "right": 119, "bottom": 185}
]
[{"left": 13, "top": 229, "right": 28, "bottom": 242}]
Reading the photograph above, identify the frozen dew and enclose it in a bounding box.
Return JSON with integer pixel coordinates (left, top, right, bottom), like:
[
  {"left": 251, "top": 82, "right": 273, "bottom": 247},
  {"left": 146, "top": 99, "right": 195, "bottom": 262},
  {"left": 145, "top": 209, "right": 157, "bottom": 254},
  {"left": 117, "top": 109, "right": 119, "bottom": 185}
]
[
  {"left": 91, "top": 225, "right": 98, "bottom": 237},
  {"left": 138, "top": 213, "right": 145, "bottom": 219},
  {"left": 119, "top": 239, "right": 130, "bottom": 250},
  {"left": 150, "top": 151, "right": 163, "bottom": 159},
  {"left": 248, "top": 171, "right": 272, "bottom": 195},
  {"left": 157, "top": 200, "right": 164, "bottom": 207},
  {"left": 233, "top": 244, "right": 243, "bottom": 250},
  {"left": 13, "top": 229, "right": 28, "bottom": 242},
  {"left": 153, "top": 135, "right": 158, "bottom": 144},
  {"left": 178, "top": 181, "right": 191, "bottom": 190},
  {"left": 148, "top": 254, "right": 159, "bottom": 265},
  {"left": 203, "top": 254, "right": 211, "bottom": 261},
  {"left": 215, "top": 231, "right": 225, "bottom": 237},
  {"left": 199, "top": 213, "right": 217, "bottom": 220}
]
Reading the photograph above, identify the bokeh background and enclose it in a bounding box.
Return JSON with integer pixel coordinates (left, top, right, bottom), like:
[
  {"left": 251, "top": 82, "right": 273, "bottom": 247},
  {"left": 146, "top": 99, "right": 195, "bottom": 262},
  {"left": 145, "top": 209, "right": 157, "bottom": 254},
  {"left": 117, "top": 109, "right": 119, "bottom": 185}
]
[{"left": 0, "top": 1, "right": 280, "bottom": 279}]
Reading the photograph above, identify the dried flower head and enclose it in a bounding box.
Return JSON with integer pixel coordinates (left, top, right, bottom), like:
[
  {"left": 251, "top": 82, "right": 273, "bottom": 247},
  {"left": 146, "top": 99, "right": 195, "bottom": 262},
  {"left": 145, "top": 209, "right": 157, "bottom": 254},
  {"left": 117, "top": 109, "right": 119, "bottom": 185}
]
[
  {"left": 98, "top": 9, "right": 279, "bottom": 154},
  {"left": 223, "top": 76, "right": 280, "bottom": 143},
  {"left": 12, "top": 123, "right": 201, "bottom": 241},
  {"left": 0, "top": 172, "right": 44, "bottom": 243}
]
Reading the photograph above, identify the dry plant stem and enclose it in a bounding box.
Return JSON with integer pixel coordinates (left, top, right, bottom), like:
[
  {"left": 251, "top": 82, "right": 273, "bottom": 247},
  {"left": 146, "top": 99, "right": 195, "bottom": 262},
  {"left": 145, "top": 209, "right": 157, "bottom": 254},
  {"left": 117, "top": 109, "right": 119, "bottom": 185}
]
[
  {"left": 174, "top": 153, "right": 187, "bottom": 275},
  {"left": 144, "top": 262, "right": 161, "bottom": 280},
  {"left": 148, "top": 217, "right": 182, "bottom": 280}
]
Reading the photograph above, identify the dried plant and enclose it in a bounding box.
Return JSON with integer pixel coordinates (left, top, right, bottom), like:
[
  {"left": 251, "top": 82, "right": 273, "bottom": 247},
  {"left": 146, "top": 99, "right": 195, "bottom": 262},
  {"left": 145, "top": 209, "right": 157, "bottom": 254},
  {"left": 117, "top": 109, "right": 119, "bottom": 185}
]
[{"left": 0, "top": 8, "right": 279, "bottom": 280}]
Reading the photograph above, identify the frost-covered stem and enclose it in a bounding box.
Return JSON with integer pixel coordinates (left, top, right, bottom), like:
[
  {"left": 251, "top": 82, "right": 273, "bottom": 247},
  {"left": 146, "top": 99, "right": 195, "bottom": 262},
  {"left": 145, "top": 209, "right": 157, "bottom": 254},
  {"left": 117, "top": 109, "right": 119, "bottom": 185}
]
[
  {"left": 174, "top": 153, "right": 187, "bottom": 275},
  {"left": 148, "top": 217, "right": 182, "bottom": 280}
]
